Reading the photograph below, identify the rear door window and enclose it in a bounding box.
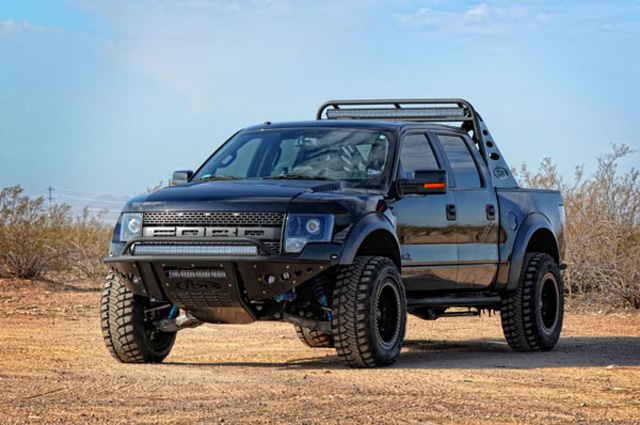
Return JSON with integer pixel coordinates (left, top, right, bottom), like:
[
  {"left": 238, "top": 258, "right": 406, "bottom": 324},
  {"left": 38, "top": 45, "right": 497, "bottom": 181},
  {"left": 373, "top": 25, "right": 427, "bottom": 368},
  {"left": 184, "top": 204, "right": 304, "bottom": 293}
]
[{"left": 437, "top": 135, "right": 482, "bottom": 188}]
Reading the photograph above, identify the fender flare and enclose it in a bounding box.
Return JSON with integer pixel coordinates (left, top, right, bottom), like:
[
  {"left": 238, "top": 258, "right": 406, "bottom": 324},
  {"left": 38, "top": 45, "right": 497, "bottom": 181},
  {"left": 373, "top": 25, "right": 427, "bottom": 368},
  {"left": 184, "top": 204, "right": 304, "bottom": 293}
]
[
  {"left": 506, "top": 213, "right": 560, "bottom": 292},
  {"left": 338, "top": 213, "right": 401, "bottom": 267}
]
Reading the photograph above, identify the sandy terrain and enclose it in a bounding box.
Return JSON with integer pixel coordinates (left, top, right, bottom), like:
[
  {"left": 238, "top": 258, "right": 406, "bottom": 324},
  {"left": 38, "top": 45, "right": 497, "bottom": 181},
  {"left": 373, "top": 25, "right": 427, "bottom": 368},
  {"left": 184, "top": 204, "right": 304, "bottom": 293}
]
[{"left": 1, "top": 279, "right": 638, "bottom": 424}]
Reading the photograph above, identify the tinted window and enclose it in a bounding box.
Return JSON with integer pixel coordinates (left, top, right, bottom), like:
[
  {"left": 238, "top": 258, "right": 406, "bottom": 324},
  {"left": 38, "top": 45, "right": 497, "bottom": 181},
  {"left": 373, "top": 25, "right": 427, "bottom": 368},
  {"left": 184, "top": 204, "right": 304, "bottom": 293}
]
[
  {"left": 400, "top": 134, "right": 439, "bottom": 178},
  {"left": 212, "top": 137, "right": 261, "bottom": 177},
  {"left": 192, "top": 128, "right": 394, "bottom": 189},
  {"left": 438, "top": 135, "right": 481, "bottom": 188}
]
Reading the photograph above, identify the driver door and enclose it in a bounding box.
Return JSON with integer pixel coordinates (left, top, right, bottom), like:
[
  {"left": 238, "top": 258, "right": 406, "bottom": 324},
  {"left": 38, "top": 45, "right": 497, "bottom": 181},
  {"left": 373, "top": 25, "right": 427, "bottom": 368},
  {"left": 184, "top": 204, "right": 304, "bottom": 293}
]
[{"left": 393, "top": 132, "right": 459, "bottom": 292}]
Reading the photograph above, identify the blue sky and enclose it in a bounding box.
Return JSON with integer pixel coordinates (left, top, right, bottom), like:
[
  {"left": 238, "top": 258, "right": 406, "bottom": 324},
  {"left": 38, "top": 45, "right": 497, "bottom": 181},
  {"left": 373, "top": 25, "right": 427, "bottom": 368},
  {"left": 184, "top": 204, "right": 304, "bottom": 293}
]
[{"left": 1, "top": 0, "right": 639, "bottom": 212}]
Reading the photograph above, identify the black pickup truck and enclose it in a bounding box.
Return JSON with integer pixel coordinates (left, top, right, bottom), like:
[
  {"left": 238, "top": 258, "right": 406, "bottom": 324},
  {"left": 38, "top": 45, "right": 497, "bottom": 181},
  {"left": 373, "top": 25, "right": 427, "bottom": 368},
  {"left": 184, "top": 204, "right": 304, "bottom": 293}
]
[{"left": 102, "top": 99, "right": 566, "bottom": 368}]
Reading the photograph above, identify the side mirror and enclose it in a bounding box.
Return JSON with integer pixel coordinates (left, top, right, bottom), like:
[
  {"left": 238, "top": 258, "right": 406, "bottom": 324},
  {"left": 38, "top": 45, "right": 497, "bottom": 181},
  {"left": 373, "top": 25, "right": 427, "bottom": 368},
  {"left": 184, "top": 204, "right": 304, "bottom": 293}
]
[
  {"left": 171, "top": 170, "right": 193, "bottom": 186},
  {"left": 398, "top": 169, "right": 447, "bottom": 196}
]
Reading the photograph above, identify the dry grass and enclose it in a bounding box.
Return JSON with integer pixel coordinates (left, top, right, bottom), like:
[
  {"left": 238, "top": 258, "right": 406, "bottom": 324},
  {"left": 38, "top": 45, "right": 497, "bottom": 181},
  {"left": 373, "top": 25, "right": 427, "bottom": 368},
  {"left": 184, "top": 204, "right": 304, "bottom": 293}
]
[
  {"left": 517, "top": 144, "right": 640, "bottom": 308},
  {"left": 0, "top": 186, "right": 111, "bottom": 281}
]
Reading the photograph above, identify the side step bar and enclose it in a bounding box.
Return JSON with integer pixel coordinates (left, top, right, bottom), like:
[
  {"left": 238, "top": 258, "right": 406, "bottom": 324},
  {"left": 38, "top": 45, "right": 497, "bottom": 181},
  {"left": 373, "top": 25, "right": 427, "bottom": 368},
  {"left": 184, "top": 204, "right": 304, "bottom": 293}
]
[{"left": 407, "top": 295, "right": 501, "bottom": 309}]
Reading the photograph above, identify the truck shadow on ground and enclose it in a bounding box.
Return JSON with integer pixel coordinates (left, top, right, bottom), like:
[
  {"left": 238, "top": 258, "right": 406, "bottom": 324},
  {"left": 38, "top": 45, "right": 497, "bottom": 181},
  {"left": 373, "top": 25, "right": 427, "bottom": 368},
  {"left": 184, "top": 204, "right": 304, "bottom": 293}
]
[{"left": 166, "top": 336, "right": 640, "bottom": 370}]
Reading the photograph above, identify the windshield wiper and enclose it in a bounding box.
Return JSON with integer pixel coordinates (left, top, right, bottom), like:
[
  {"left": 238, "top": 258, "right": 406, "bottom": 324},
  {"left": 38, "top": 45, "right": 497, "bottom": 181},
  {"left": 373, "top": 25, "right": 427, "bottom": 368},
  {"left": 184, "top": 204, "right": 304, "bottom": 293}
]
[
  {"left": 195, "top": 175, "right": 243, "bottom": 182},
  {"left": 263, "top": 174, "right": 335, "bottom": 181}
]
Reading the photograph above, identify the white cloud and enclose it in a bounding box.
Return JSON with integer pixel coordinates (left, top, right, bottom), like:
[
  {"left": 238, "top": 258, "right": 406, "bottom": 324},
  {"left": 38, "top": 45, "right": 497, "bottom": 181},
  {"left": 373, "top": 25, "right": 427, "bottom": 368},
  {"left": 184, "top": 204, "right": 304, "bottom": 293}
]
[
  {"left": 462, "top": 4, "right": 489, "bottom": 24},
  {"left": 393, "top": 3, "right": 552, "bottom": 36},
  {"left": 1, "top": 20, "right": 64, "bottom": 34}
]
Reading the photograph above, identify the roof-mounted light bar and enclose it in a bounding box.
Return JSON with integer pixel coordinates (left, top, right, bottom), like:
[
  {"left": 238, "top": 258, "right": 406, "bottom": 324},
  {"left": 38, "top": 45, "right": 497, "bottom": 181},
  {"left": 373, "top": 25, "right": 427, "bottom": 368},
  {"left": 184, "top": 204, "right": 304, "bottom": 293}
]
[
  {"left": 325, "top": 107, "right": 469, "bottom": 122},
  {"left": 317, "top": 98, "right": 476, "bottom": 123}
]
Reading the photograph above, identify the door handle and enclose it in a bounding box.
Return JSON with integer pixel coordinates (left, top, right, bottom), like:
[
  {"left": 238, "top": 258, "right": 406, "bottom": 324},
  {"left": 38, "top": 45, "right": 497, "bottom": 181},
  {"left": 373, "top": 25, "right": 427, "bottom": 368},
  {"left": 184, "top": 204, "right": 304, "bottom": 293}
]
[
  {"left": 486, "top": 204, "right": 496, "bottom": 221},
  {"left": 446, "top": 204, "right": 457, "bottom": 221}
]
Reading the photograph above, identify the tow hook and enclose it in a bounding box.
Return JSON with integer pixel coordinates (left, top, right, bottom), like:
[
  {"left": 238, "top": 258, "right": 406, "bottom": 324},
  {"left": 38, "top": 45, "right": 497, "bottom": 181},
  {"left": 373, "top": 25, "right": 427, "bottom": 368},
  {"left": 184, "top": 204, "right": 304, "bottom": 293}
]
[{"left": 156, "top": 312, "right": 203, "bottom": 332}]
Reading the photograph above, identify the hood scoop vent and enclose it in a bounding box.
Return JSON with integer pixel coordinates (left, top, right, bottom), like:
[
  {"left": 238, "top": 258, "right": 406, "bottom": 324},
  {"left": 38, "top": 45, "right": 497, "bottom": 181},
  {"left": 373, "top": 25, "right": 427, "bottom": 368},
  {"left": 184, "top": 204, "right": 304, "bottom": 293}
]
[{"left": 311, "top": 182, "right": 342, "bottom": 193}]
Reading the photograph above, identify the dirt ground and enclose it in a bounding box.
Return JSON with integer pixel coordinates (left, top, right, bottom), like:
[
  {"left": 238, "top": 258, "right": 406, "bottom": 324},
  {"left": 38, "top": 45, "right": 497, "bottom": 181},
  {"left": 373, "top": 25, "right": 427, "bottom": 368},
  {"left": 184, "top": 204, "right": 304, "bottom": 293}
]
[{"left": 0, "top": 279, "right": 638, "bottom": 424}]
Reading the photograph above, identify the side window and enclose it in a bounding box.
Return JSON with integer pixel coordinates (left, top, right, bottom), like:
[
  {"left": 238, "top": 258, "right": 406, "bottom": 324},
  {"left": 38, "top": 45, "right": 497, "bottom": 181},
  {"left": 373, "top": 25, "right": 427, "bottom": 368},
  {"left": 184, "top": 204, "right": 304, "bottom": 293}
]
[
  {"left": 399, "top": 134, "right": 439, "bottom": 178},
  {"left": 438, "top": 135, "right": 482, "bottom": 188}
]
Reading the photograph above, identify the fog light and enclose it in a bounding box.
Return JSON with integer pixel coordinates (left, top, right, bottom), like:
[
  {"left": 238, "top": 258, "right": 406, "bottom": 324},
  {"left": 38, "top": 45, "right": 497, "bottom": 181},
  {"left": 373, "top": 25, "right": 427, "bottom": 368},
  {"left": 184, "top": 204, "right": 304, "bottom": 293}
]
[{"left": 285, "top": 237, "right": 307, "bottom": 254}]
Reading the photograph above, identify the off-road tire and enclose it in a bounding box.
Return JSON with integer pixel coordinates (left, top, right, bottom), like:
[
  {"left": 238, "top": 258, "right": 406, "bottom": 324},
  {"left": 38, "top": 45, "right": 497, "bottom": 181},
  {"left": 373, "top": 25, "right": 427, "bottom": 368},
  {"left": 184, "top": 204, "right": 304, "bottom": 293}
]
[
  {"left": 295, "top": 326, "right": 335, "bottom": 348},
  {"left": 101, "top": 274, "right": 176, "bottom": 363},
  {"left": 332, "top": 256, "right": 407, "bottom": 368},
  {"left": 500, "top": 253, "right": 564, "bottom": 352}
]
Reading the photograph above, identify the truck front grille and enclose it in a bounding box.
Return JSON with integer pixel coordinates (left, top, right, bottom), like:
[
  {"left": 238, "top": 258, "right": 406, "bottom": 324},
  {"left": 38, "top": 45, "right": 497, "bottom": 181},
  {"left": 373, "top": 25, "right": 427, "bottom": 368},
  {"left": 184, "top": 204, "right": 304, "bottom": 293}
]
[
  {"left": 143, "top": 211, "right": 284, "bottom": 227},
  {"left": 141, "top": 211, "right": 284, "bottom": 254}
]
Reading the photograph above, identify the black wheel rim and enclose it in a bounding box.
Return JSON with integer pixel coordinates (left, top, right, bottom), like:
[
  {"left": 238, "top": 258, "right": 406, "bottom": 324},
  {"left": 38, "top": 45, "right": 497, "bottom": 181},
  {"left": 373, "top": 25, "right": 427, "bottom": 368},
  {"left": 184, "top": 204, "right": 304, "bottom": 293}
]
[
  {"left": 540, "top": 272, "right": 560, "bottom": 333},
  {"left": 375, "top": 279, "right": 402, "bottom": 349}
]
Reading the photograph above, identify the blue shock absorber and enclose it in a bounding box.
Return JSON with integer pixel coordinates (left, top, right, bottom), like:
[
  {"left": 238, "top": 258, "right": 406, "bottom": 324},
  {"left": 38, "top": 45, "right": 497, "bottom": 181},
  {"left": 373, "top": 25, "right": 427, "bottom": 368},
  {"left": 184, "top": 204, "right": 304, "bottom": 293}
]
[
  {"left": 167, "top": 305, "right": 178, "bottom": 319},
  {"left": 311, "top": 277, "right": 332, "bottom": 321}
]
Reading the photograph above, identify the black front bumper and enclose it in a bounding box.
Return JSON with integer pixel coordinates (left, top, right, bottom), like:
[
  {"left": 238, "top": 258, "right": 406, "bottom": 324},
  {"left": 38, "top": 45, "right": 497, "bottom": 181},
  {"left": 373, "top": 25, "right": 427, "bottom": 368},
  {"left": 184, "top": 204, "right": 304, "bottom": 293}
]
[{"left": 104, "top": 238, "right": 340, "bottom": 323}]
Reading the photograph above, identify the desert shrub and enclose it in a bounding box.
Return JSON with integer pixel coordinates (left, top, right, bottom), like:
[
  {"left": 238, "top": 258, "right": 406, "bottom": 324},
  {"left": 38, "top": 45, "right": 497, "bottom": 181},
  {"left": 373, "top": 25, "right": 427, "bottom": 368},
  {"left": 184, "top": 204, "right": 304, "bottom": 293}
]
[
  {"left": 518, "top": 145, "right": 640, "bottom": 308},
  {"left": 0, "top": 187, "right": 65, "bottom": 278},
  {"left": 0, "top": 186, "right": 112, "bottom": 281},
  {"left": 66, "top": 207, "right": 112, "bottom": 279}
]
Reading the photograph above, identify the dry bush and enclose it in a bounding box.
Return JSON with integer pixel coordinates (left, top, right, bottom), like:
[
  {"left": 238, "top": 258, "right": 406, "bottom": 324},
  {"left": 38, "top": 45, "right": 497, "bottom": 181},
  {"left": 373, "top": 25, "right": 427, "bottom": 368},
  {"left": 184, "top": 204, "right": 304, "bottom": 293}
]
[
  {"left": 0, "top": 187, "right": 63, "bottom": 279},
  {"left": 0, "top": 186, "right": 111, "bottom": 282},
  {"left": 518, "top": 144, "right": 640, "bottom": 308},
  {"left": 65, "top": 207, "right": 112, "bottom": 279}
]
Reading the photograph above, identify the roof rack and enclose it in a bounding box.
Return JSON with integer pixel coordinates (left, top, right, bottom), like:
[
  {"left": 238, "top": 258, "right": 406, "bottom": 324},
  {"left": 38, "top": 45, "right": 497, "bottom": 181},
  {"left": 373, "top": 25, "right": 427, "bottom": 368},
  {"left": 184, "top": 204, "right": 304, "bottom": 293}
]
[
  {"left": 316, "top": 98, "right": 476, "bottom": 124},
  {"left": 316, "top": 98, "right": 519, "bottom": 189},
  {"left": 317, "top": 98, "right": 484, "bottom": 155}
]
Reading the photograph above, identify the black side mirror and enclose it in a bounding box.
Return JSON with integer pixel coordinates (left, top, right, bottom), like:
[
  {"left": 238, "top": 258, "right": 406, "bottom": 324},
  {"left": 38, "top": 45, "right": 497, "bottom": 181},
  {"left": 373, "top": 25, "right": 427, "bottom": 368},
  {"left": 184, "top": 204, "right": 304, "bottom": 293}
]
[
  {"left": 397, "top": 169, "right": 447, "bottom": 196},
  {"left": 171, "top": 170, "right": 193, "bottom": 186}
]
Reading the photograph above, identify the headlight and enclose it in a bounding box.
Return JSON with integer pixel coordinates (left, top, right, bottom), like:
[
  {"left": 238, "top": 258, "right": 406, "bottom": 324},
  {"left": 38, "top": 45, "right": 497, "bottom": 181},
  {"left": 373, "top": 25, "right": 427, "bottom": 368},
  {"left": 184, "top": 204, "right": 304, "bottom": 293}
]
[
  {"left": 120, "top": 213, "right": 142, "bottom": 242},
  {"left": 284, "top": 214, "right": 334, "bottom": 254}
]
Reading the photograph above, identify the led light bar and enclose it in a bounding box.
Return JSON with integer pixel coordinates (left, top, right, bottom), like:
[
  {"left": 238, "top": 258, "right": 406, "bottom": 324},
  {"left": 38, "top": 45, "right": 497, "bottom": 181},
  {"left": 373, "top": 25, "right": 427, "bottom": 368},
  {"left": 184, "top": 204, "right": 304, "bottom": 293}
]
[
  {"left": 133, "top": 244, "right": 258, "bottom": 256},
  {"left": 166, "top": 268, "right": 227, "bottom": 279},
  {"left": 325, "top": 107, "right": 469, "bottom": 121}
]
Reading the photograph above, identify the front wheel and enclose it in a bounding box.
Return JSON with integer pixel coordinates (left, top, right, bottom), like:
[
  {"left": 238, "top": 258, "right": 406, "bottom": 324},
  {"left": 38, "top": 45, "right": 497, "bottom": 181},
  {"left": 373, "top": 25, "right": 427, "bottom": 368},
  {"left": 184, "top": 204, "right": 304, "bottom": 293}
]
[
  {"left": 500, "top": 253, "right": 564, "bottom": 352},
  {"left": 295, "top": 326, "right": 334, "bottom": 348},
  {"left": 331, "top": 256, "right": 407, "bottom": 368},
  {"left": 100, "top": 274, "right": 176, "bottom": 363}
]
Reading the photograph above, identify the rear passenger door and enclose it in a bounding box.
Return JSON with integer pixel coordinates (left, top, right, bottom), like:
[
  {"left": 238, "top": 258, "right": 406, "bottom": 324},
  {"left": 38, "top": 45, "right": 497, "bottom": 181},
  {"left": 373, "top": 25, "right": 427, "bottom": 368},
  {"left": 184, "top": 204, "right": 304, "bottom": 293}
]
[
  {"left": 433, "top": 132, "right": 499, "bottom": 288},
  {"left": 394, "top": 132, "right": 459, "bottom": 292}
]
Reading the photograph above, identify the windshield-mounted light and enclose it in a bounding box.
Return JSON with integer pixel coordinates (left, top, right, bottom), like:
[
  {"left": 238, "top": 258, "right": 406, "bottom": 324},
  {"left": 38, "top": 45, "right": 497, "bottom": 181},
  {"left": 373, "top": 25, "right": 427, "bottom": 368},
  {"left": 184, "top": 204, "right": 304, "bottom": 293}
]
[
  {"left": 120, "top": 213, "right": 143, "bottom": 242},
  {"left": 284, "top": 214, "right": 334, "bottom": 254}
]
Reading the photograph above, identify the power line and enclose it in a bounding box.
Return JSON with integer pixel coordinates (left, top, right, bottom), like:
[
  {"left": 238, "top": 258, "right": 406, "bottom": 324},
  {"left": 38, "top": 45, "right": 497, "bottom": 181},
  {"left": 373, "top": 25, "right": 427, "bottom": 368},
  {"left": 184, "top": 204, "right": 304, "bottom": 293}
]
[
  {"left": 55, "top": 193, "right": 127, "bottom": 204},
  {"left": 47, "top": 186, "right": 54, "bottom": 217}
]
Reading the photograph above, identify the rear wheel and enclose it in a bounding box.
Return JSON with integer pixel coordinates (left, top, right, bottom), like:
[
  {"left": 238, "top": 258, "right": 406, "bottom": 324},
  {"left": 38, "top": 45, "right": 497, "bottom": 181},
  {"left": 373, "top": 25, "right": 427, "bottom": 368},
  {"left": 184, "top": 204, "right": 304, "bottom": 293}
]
[
  {"left": 500, "top": 253, "right": 564, "bottom": 352},
  {"left": 100, "top": 274, "right": 176, "bottom": 363},
  {"left": 331, "top": 256, "right": 407, "bottom": 368},
  {"left": 295, "top": 326, "right": 334, "bottom": 348}
]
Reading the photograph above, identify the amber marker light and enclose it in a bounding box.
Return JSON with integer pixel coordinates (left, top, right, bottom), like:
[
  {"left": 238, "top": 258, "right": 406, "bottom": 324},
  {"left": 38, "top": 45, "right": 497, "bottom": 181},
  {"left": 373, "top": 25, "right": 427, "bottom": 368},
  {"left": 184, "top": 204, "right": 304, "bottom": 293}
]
[{"left": 423, "top": 183, "right": 446, "bottom": 189}]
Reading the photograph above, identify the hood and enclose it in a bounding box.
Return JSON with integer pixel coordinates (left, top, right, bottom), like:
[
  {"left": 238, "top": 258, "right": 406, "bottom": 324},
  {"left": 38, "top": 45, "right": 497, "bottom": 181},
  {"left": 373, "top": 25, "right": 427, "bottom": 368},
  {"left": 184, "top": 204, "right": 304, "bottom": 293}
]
[{"left": 121, "top": 179, "right": 379, "bottom": 215}]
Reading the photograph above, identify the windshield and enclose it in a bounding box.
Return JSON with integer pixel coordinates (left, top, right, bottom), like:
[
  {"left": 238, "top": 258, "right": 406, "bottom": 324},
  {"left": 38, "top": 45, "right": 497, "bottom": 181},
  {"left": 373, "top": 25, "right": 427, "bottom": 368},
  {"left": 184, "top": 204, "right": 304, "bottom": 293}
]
[{"left": 192, "top": 128, "right": 395, "bottom": 189}]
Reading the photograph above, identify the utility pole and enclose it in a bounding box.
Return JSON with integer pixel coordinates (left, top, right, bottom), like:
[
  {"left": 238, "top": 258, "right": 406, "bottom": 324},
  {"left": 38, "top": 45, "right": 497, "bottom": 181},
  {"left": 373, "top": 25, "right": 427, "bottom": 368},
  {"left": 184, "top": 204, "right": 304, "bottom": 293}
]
[{"left": 47, "top": 186, "right": 54, "bottom": 217}]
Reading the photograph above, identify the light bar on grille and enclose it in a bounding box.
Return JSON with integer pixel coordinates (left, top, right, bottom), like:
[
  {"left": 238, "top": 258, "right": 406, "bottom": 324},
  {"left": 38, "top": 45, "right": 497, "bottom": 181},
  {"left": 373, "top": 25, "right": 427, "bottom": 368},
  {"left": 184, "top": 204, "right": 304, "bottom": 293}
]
[
  {"left": 132, "top": 244, "right": 258, "bottom": 256},
  {"left": 325, "top": 107, "right": 469, "bottom": 121}
]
